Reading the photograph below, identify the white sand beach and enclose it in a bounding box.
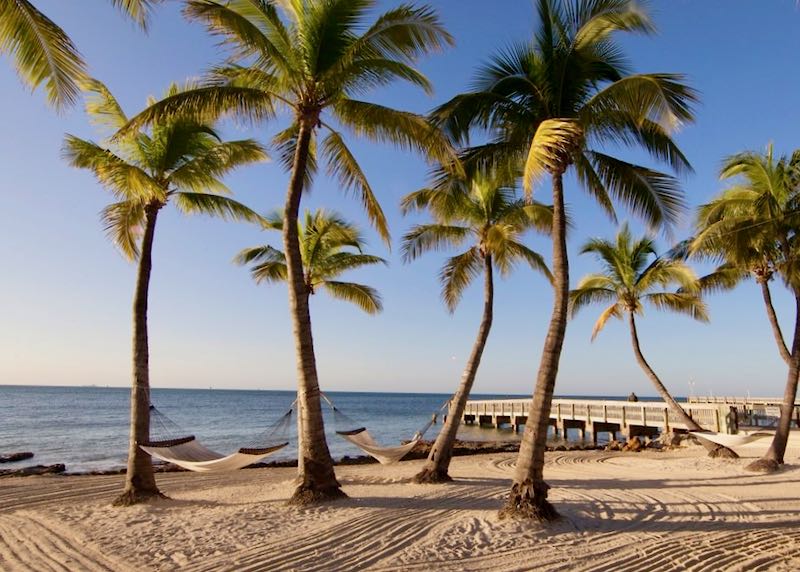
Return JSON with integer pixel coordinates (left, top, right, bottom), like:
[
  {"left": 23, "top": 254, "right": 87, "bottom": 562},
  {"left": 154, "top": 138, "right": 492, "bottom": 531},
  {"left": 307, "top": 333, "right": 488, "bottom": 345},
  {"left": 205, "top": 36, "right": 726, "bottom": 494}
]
[{"left": 2, "top": 443, "right": 799, "bottom": 571}]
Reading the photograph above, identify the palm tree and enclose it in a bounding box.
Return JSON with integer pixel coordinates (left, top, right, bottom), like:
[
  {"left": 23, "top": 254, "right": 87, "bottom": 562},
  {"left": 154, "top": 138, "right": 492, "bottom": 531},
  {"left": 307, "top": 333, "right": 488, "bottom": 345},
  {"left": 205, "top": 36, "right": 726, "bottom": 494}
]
[
  {"left": 431, "top": 0, "right": 697, "bottom": 520},
  {"left": 63, "top": 80, "right": 267, "bottom": 505},
  {"left": 236, "top": 208, "right": 385, "bottom": 478},
  {"left": 570, "top": 225, "right": 736, "bottom": 457},
  {"left": 118, "top": 0, "right": 456, "bottom": 504},
  {"left": 691, "top": 146, "right": 800, "bottom": 472},
  {"left": 0, "top": 0, "right": 161, "bottom": 110},
  {"left": 401, "top": 172, "right": 552, "bottom": 483},
  {"left": 235, "top": 209, "right": 386, "bottom": 313}
]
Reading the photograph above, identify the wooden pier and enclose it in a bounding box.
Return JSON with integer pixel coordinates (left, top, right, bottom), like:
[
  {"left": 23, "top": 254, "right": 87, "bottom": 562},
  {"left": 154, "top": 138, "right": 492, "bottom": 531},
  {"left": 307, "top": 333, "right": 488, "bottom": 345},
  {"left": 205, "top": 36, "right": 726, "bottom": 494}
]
[{"left": 461, "top": 398, "right": 739, "bottom": 443}]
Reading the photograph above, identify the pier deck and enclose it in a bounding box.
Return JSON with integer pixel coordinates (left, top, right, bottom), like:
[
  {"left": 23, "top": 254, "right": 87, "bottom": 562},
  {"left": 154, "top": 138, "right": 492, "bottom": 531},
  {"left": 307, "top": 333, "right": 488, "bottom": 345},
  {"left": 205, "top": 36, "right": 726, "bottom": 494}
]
[{"left": 460, "top": 398, "right": 739, "bottom": 442}]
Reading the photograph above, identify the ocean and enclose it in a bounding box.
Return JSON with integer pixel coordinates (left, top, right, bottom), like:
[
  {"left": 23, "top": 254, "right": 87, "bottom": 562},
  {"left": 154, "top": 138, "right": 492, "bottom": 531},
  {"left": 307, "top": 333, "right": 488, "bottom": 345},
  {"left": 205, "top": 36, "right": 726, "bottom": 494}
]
[{"left": 0, "top": 385, "right": 645, "bottom": 473}]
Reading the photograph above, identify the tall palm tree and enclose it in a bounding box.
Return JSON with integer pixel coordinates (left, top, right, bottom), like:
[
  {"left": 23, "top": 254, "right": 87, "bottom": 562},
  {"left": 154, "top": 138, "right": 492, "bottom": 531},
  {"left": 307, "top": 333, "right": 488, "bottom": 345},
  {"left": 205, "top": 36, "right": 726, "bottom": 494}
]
[
  {"left": 235, "top": 209, "right": 386, "bottom": 314},
  {"left": 63, "top": 80, "right": 267, "bottom": 505},
  {"left": 570, "top": 225, "right": 736, "bottom": 457},
  {"left": 431, "top": 0, "right": 697, "bottom": 520},
  {"left": 118, "top": 0, "right": 456, "bottom": 503},
  {"left": 401, "top": 173, "right": 552, "bottom": 483},
  {"left": 0, "top": 0, "right": 161, "bottom": 110},
  {"left": 691, "top": 146, "right": 800, "bottom": 472}
]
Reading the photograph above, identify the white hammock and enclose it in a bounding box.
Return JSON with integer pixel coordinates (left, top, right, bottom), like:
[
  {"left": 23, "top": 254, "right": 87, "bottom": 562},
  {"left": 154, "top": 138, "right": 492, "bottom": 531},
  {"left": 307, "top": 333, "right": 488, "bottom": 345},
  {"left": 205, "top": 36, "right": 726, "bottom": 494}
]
[
  {"left": 140, "top": 437, "right": 288, "bottom": 473},
  {"left": 336, "top": 428, "right": 420, "bottom": 465},
  {"left": 690, "top": 431, "right": 774, "bottom": 448}
]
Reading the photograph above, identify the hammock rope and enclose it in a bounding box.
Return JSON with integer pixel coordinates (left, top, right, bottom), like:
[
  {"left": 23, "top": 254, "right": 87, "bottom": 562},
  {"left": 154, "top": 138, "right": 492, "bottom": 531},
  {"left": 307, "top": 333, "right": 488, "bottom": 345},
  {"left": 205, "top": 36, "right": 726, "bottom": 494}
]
[
  {"left": 139, "top": 403, "right": 295, "bottom": 472},
  {"left": 320, "top": 394, "right": 449, "bottom": 465}
]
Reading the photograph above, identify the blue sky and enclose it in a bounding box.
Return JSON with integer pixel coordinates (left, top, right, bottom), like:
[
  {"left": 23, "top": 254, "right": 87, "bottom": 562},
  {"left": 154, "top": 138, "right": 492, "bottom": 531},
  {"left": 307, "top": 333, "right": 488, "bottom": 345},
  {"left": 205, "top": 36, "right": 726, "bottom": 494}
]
[{"left": 1, "top": 1, "right": 799, "bottom": 398}]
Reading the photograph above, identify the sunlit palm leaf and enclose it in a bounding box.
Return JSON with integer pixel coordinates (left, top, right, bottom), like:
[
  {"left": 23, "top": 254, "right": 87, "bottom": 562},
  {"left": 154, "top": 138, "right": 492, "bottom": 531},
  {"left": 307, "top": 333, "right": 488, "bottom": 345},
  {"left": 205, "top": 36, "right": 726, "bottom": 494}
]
[
  {"left": 523, "top": 119, "right": 583, "bottom": 196},
  {"left": 100, "top": 200, "right": 146, "bottom": 261},
  {"left": 321, "top": 281, "right": 383, "bottom": 314},
  {"left": 440, "top": 247, "right": 482, "bottom": 312},
  {"left": 401, "top": 224, "right": 471, "bottom": 262},
  {"left": 0, "top": 0, "right": 86, "bottom": 110},
  {"left": 173, "top": 192, "right": 263, "bottom": 223},
  {"left": 321, "top": 130, "right": 390, "bottom": 244}
]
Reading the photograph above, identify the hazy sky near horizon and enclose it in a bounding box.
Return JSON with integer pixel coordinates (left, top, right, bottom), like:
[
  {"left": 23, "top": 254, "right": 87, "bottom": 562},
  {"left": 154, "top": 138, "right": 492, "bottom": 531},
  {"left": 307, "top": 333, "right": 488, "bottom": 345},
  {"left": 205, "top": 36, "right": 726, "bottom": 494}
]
[{"left": 2, "top": 1, "right": 800, "bottom": 397}]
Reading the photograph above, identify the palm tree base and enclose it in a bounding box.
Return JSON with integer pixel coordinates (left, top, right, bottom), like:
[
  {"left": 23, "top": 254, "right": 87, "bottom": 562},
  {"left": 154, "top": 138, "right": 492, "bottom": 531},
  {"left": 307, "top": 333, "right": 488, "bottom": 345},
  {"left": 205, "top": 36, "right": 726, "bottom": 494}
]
[
  {"left": 412, "top": 466, "right": 453, "bottom": 484},
  {"left": 288, "top": 483, "right": 347, "bottom": 506},
  {"left": 745, "top": 458, "right": 780, "bottom": 473},
  {"left": 112, "top": 488, "right": 167, "bottom": 507},
  {"left": 707, "top": 445, "right": 738, "bottom": 459},
  {"left": 498, "top": 479, "right": 560, "bottom": 522}
]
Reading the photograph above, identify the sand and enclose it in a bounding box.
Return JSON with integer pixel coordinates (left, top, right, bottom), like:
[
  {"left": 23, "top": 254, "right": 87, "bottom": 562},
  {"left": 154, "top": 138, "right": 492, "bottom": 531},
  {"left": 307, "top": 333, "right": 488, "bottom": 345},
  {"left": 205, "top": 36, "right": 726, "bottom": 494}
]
[{"left": 1, "top": 443, "right": 799, "bottom": 571}]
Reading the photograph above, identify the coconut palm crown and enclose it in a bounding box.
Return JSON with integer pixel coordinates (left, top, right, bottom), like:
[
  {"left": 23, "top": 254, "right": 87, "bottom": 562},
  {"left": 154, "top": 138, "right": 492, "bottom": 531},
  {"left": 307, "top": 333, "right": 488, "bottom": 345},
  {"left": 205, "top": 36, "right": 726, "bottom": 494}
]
[
  {"left": 236, "top": 209, "right": 386, "bottom": 314},
  {"left": 1, "top": 0, "right": 162, "bottom": 110},
  {"left": 401, "top": 173, "right": 553, "bottom": 311},
  {"left": 570, "top": 224, "right": 707, "bottom": 338},
  {"left": 63, "top": 79, "right": 267, "bottom": 505}
]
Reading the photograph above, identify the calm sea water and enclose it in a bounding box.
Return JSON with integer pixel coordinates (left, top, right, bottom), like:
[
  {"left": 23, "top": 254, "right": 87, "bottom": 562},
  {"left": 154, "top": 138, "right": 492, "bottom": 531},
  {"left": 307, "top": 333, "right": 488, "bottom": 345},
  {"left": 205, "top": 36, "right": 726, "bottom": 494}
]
[{"left": 0, "top": 385, "right": 652, "bottom": 473}]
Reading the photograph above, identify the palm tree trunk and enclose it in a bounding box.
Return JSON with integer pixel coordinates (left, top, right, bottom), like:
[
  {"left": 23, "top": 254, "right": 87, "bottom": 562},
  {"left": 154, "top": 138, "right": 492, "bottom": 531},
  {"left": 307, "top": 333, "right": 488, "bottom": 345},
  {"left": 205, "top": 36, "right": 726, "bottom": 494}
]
[
  {"left": 500, "top": 172, "right": 568, "bottom": 521},
  {"left": 627, "top": 312, "right": 737, "bottom": 458},
  {"left": 284, "top": 116, "right": 344, "bottom": 504},
  {"left": 759, "top": 279, "right": 792, "bottom": 365},
  {"left": 114, "top": 202, "right": 164, "bottom": 506},
  {"left": 748, "top": 294, "right": 800, "bottom": 472},
  {"left": 414, "top": 254, "right": 494, "bottom": 483}
]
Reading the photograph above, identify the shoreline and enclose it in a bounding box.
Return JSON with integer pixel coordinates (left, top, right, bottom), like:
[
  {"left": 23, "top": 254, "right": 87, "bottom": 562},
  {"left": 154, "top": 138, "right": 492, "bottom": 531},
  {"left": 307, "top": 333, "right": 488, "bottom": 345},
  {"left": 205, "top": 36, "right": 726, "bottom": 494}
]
[
  {"left": 0, "top": 435, "right": 665, "bottom": 478},
  {"left": 1, "top": 446, "right": 798, "bottom": 570}
]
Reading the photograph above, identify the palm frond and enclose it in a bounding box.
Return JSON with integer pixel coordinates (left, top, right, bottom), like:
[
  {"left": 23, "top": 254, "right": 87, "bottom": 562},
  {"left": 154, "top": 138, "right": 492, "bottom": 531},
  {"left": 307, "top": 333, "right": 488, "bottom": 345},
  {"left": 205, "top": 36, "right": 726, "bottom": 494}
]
[
  {"left": 321, "top": 280, "right": 383, "bottom": 314},
  {"left": 110, "top": 0, "right": 162, "bottom": 29},
  {"left": 582, "top": 73, "right": 698, "bottom": 132},
  {"left": 503, "top": 240, "right": 553, "bottom": 283},
  {"left": 569, "top": 284, "right": 618, "bottom": 317},
  {"left": 523, "top": 119, "right": 583, "bottom": 196},
  {"left": 697, "top": 264, "right": 749, "bottom": 294},
  {"left": 100, "top": 199, "right": 146, "bottom": 261},
  {"left": 401, "top": 224, "right": 471, "bottom": 262},
  {"left": 173, "top": 192, "right": 263, "bottom": 223},
  {"left": 321, "top": 130, "right": 390, "bottom": 244},
  {"left": 440, "top": 247, "right": 482, "bottom": 312},
  {"left": 234, "top": 244, "right": 287, "bottom": 283},
  {"left": 588, "top": 151, "right": 686, "bottom": 229},
  {"left": 315, "top": 252, "right": 386, "bottom": 279},
  {"left": 184, "top": 0, "right": 294, "bottom": 72},
  {"left": 117, "top": 86, "right": 275, "bottom": 138},
  {"left": 333, "top": 98, "right": 462, "bottom": 175},
  {"left": 644, "top": 292, "right": 709, "bottom": 322},
  {"left": 590, "top": 302, "right": 623, "bottom": 340},
  {"left": 0, "top": 0, "right": 87, "bottom": 109},
  {"left": 169, "top": 139, "right": 269, "bottom": 192},
  {"left": 63, "top": 135, "right": 163, "bottom": 201}
]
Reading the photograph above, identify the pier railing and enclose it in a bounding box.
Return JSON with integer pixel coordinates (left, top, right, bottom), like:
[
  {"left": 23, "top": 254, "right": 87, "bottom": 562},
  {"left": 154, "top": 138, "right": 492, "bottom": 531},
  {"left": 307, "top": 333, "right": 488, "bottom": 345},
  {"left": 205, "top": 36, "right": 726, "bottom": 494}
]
[{"left": 461, "top": 398, "right": 735, "bottom": 435}]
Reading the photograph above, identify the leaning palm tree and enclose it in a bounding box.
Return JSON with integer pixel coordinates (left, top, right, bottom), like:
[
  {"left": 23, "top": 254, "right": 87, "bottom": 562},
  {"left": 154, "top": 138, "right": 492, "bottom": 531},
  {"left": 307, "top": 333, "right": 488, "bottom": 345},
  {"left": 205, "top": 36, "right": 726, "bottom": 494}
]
[
  {"left": 431, "top": 0, "right": 697, "bottom": 520},
  {"left": 0, "top": 0, "right": 161, "bottom": 110},
  {"left": 118, "top": 0, "right": 456, "bottom": 503},
  {"left": 691, "top": 146, "right": 800, "bottom": 472},
  {"left": 235, "top": 209, "right": 386, "bottom": 313},
  {"left": 570, "top": 225, "right": 736, "bottom": 458},
  {"left": 63, "top": 80, "right": 267, "bottom": 505},
  {"left": 401, "top": 172, "right": 552, "bottom": 483}
]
